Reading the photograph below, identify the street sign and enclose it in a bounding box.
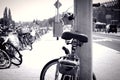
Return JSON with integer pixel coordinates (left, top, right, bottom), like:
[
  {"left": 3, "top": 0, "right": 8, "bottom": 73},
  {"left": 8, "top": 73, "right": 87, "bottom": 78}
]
[{"left": 54, "top": 0, "right": 62, "bottom": 9}]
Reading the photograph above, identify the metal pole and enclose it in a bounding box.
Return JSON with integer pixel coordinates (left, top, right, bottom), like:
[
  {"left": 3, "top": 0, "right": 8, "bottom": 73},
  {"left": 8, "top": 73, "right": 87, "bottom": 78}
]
[
  {"left": 74, "top": 0, "right": 92, "bottom": 80},
  {"left": 57, "top": 0, "right": 59, "bottom": 22},
  {"left": 53, "top": 0, "right": 62, "bottom": 38}
]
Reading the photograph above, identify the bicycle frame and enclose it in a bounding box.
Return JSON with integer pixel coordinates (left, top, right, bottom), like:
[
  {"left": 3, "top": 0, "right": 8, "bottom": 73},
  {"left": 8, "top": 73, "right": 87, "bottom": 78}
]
[{"left": 55, "top": 39, "right": 82, "bottom": 80}]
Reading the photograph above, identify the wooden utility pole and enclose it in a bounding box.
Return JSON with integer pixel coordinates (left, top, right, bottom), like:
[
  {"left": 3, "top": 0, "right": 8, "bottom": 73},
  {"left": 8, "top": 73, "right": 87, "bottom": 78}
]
[{"left": 74, "top": 0, "right": 92, "bottom": 80}]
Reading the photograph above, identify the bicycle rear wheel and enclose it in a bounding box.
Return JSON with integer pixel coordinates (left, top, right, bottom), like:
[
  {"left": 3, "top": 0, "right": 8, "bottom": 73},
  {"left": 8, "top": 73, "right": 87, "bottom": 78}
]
[
  {"left": 40, "top": 58, "right": 61, "bottom": 80},
  {"left": 3, "top": 43, "right": 22, "bottom": 66},
  {"left": 0, "top": 49, "right": 11, "bottom": 69}
]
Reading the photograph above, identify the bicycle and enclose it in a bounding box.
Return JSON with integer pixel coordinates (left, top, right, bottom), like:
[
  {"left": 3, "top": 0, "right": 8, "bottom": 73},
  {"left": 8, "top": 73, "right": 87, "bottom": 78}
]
[
  {"left": 0, "top": 32, "right": 22, "bottom": 68},
  {"left": 0, "top": 48, "right": 11, "bottom": 69},
  {"left": 40, "top": 32, "right": 96, "bottom": 80},
  {"left": 22, "top": 33, "right": 33, "bottom": 50},
  {"left": 17, "top": 32, "right": 33, "bottom": 51}
]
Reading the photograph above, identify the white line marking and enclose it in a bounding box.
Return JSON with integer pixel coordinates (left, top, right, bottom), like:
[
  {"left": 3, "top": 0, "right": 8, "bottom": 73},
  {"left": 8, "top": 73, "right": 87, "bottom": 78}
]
[{"left": 93, "top": 35, "right": 120, "bottom": 42}]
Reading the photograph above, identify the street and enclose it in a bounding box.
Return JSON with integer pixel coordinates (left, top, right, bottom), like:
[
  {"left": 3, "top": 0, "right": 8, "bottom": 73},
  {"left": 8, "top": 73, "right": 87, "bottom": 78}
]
[{"left": 93, "top": 32, "right": 120, "bottom": 52}]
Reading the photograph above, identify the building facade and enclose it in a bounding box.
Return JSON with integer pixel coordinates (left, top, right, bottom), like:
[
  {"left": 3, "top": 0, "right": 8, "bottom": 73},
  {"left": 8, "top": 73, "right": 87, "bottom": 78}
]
[{"left": 93, "top": 0, "right": 120, "bottom": 25}]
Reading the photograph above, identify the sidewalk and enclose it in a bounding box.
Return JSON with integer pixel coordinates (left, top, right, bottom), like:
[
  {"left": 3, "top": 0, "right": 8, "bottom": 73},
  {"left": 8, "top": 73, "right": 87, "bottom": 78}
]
[
  {"left": 0, "top": 31, "right": 120, "bottom": 80},
  {"left": 41, "top": 31, "right": 120, "bottom": 80},
  {"left": 93, "top": 43, "right": 120, "bottom": 80}
]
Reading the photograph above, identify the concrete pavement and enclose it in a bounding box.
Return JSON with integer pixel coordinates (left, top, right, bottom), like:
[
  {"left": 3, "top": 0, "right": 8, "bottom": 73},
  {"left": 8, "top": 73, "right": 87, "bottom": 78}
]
[
  {"left": 93, "top": 43, "right": 120, "bottom": 80},
  {"left": 0, "top": 31, "right": 120, "bottom": 80}
]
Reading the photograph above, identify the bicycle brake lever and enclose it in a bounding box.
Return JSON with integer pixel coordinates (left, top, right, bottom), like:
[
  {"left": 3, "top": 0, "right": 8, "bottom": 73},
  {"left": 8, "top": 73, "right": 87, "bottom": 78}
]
[{"left": 62, "top": 46, "right": 70, "bottom": 55}]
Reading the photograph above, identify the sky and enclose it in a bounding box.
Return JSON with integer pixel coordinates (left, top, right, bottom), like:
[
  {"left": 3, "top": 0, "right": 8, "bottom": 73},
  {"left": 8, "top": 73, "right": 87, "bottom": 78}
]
[{"left": 0, "top": 0, "right": 109, "bottom": 22}]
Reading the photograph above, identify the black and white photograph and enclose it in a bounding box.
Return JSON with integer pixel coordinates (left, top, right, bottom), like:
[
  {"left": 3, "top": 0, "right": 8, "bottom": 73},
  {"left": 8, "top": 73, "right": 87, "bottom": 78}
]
[{"left": 0, "top": 0, "right": 120, "bottom": 80}]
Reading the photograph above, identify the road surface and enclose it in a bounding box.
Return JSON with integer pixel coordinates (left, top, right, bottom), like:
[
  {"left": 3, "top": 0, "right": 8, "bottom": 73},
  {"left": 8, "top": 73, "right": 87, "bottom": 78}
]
[{"left": 93, "top": 32, "right": 120, "bottom": 52}]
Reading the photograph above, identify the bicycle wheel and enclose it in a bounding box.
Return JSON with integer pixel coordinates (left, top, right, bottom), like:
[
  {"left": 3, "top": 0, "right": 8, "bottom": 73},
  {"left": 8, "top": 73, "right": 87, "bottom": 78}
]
[
  {"left": 3, "top": 43, "right": 22, "bottom": 66},
  {"left": 40, "top": 58, "right": 61, "bottom": 80},
  {"left": 40, "top": 58, "right": 76, "bottom": 80},
  {"left": 0, "top": 49, "right": 11, "bottom": 69}
]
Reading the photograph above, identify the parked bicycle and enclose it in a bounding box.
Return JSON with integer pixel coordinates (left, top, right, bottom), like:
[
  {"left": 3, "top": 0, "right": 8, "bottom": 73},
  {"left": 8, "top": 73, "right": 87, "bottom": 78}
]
[
  {"left": 17, "top": 28, "right": 33, "bottom": 51},
  {"left": 0, "top": 47, "right": 11, "bottom": 69},
  {"left": 0, "top": 32, "right": 22, "bottom": 69},
  {"left": 40, "top": 32, "right": 96, "bottom": 80}
]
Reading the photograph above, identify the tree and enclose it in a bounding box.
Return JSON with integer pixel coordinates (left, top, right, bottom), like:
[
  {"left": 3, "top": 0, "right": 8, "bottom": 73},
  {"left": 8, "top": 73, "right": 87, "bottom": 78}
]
[
  {"left": 8, "top": 8, "right": 12, "bottom": 20},
  {"left": 48, "top": 17, "right": 54, "bottom": 26},
  {"left": 3, "top": 7, "right": 8, "bottom": 19},
  {"left": 1, "top": 7, "right": 15, "bottom": 27}
]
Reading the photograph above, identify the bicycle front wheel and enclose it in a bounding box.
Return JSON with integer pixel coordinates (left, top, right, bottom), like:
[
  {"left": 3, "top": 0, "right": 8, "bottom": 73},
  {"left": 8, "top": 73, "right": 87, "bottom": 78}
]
[
  {"left": 40, "top": 58, "right": 61, "bottom": 80},
  {"left": 0, "top": 49, "right": 11, "bottom": 69},
  {"left": 3, "top": 43, "right": 22, "bottom": 66}
]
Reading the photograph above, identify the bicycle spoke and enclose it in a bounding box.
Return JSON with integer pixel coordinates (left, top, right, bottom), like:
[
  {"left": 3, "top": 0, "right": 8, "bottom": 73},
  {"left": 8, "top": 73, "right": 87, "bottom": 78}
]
[{"left": 11, "top": 56, "right": 20, "bottom": 64}]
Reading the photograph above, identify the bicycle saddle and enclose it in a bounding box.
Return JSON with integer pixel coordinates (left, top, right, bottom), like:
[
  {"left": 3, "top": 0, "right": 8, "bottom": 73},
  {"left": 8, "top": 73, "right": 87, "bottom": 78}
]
[{"left": 61, "top": 32, "right": 88, "bottom": 43}]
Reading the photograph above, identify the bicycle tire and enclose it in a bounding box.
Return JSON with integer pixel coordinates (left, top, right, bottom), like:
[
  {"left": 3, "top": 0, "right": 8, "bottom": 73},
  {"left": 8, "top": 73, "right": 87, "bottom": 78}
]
[
  {"left": 0, "top": 49, "right": 11, "bottom": 69},
  {"left": 3, "top": 43, "right": 22, "bottom": 66},
  {"left": 40, "top": 58, "right": 77, "bottom": 80},
  {"left": 40, "top": 58, "right": 59, "bottom": 80}
]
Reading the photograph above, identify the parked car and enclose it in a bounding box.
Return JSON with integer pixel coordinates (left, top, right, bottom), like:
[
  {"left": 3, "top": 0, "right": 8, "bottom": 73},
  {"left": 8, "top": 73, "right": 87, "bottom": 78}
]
[{"left": 105, "top": 24, "right": 117, "bottom": 33}]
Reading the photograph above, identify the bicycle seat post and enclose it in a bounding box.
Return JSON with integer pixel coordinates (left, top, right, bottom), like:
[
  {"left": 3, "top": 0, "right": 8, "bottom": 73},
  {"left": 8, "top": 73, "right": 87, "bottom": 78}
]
[{"left": 71, "top": 39, "right": 78, "bottom": 57}]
